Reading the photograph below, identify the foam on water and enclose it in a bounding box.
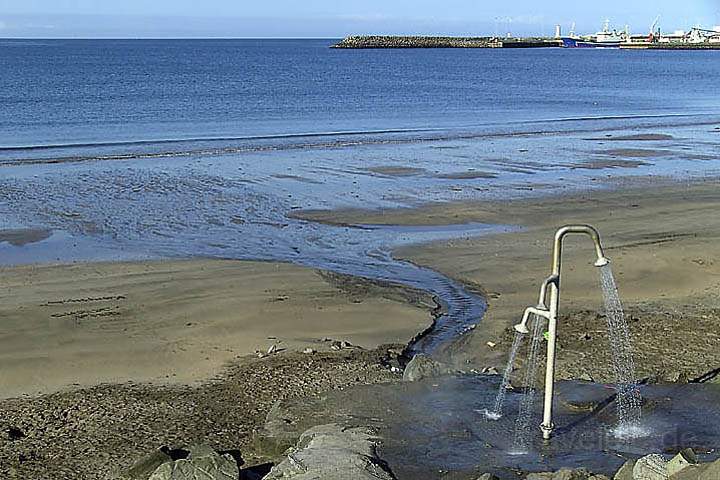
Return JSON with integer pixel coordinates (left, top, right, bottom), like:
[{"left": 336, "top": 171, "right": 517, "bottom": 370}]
[
  {"left": 612, "top": 423, "right": 652, "bottom": 440},
  {"left": 477, "top": 409, "right": 503, "bottom": 421}
]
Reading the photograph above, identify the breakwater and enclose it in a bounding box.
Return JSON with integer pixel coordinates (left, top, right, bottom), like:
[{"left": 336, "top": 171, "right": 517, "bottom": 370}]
[
  {"left": 333, "top": 35, "right": 720, "bottom": 50},
  {"left": 332, "top": 36, "right": 559, "bottom": 49}
]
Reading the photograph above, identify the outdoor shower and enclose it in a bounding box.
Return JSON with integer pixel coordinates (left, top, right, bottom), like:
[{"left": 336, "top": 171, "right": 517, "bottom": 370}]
[{"left": 487, "top": 224, "right": 641, "bottom": 445}]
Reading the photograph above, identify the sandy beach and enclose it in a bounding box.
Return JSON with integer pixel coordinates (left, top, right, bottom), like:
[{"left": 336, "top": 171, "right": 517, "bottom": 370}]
[
  {"left": 299, "top": 179, "right": 720, "bottom": 383},
  {"left": 3, "top": 179, "right": 720, "bottom": 479},
  {"left": 0, "top": 259, "right": 432, "bottom": 398}
]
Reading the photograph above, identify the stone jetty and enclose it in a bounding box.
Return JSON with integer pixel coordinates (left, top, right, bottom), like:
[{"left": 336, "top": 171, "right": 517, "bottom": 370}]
[{"left": 332, "top": 35, "right": 560, "bottom": 49}]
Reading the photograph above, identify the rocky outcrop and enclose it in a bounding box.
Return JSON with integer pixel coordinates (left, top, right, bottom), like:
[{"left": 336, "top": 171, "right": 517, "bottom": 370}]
[
  {"left": 121, "top": 449, "right": 173, "bottom": 480},
  {"left": 633, "top": 454, "right": 669, "bottom": 479},
  {"left": 264, "top": 424, "right": 396, "bottom": 480},
  {"left": 120, "top": 446, "right": 238, "bottom": 480},
  {"left": 614, "top": 460, "right": 635, "bottom": 480},
  {"left": 402, "top": 354, "right": 454, "bottom": 381},
  {"left": 667, "top": 449, "right": 698, "bottom": 477},
  {"left": 699, "top": 458, "right": 720, "bottom": 480},
  {"left": 611, "top": 450, "right": 720, "bottom": 480}
]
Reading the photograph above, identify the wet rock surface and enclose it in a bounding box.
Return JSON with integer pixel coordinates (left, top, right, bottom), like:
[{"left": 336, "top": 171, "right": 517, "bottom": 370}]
[
  {"left": 255, "top": 375, "right": 720, "bottom": 479},
  {"left": 402, "top": 354, "right": 454, "bottom": 381},
  {"left": 264, "top": 424, "right": 397, "bottom": 480}
]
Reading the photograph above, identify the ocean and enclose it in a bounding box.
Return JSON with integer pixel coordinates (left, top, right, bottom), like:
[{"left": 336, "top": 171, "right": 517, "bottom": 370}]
[
  {"left": 1, "top": 39, "right": 720, "bottom": 342},
  {"left": 2, "top": 39, "right": 720, "bottom": 159}
]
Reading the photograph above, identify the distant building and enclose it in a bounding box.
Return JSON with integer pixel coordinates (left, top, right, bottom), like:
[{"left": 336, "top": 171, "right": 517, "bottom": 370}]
[
  {"left": 687, "top": 28, "right": 720, "bottom": 44},
  {"left": 659, "top": 30, "right": 686, "bottom": 43}
]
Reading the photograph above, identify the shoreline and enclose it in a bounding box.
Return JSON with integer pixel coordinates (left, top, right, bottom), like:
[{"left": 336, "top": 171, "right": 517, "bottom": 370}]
[
  {"left": 2, "top": 177, "right": 720, "bottom": 478},
  {"left": 5, "top": 176, "right": 720, "bottom": 398},
  {"left": 295, "top": 178, "right": 720, "bottom": 383}
]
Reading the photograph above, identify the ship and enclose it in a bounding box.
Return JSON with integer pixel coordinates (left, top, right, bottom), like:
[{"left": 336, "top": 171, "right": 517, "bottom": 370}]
[{"left": 561, "top": 20, "right": 628, "bottom": 48}]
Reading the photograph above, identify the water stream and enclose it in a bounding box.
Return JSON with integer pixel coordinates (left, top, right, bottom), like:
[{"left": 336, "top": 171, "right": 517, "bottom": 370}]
[
  {"left": 484, "top": 331, "right": 525, "bottom": 420},
  {"left": 599, "top": 264, "right": 644, "bottom": 436},
  {"left": 511, "top": 313, "right": 547, "bottom": 453}
]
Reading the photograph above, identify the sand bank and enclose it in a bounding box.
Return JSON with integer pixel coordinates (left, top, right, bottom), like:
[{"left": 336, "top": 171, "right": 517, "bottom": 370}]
[
  {"left": 0, "top": 259, "right": 431, "bottom": 398},
  {"left": 296, "top": 180, "right": 720, "bottom": 382}
]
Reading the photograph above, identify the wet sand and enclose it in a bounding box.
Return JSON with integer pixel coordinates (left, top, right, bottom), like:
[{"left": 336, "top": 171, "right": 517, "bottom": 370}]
[
  {"left": 3, "top": 180, "right": 720, "bottom": 479},
  {"left": 0, "top": 259, "right": 431, "bottom": 398},
  {"left": 297, "top": 179, "right": 720, "bottom": 382},
  {"left": 0, "top": 228, "right": 52, "bottom": 247}
]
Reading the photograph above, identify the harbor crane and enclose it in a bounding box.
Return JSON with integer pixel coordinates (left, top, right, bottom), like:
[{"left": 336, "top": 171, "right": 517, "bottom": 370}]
[{"left": 649, "top": 15, "right": 661, "bottom": 42}]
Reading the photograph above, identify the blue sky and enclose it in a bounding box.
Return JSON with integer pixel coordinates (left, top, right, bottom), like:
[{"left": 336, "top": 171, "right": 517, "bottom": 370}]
[{"left": 0, "top": 0, "right": 718, "bottom": 38}]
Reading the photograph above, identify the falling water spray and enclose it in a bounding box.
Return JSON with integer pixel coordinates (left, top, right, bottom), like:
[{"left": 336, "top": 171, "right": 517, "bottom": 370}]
[
  {"left": 511, "top": 314, "right": 546, "bottom": 453},
  {"left": 599, "top": 264, "right": 643, "bottom": 436}
]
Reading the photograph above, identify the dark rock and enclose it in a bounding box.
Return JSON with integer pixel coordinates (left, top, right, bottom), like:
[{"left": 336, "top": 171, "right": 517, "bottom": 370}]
[
  {"left": 557, "top": 382, "right": 614, "bottom": 413},
  {"left": 6, "top": 427, "right": 25, "bottom": 441},
  {"left": 240, "top": 463, "right": 273, "bottom": 480},
  {"left": 402, "top": 354, "right": 452, "bottom": 382}
]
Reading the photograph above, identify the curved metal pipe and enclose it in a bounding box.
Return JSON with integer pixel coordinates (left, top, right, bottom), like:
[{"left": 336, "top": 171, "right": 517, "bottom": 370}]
[
  {"left": 542, "top": 224, "right": 610, "bottom": 440},
  {"left": 514, "top": 274, "right": 557, "bottom": 334},
  {"left": 536, "top": 274, "right": 559, "bottom": 310},
  {"left": 552, "top": 224, "right": 610, "bottom": 276}
]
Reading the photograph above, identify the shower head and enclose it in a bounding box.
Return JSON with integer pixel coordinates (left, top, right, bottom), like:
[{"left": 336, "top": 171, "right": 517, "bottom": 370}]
[
  {"left": 514, "top": 323, "right": 530, "bottom": 334},
  {"left": 513, "top": 305, "right": 551, "bottom": 335},
  {"left": 553, "top": 225, "right": 609, "bottom": 273},
  {"left": 594, "top": 256, "right": 610, "bottom": 268}
]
